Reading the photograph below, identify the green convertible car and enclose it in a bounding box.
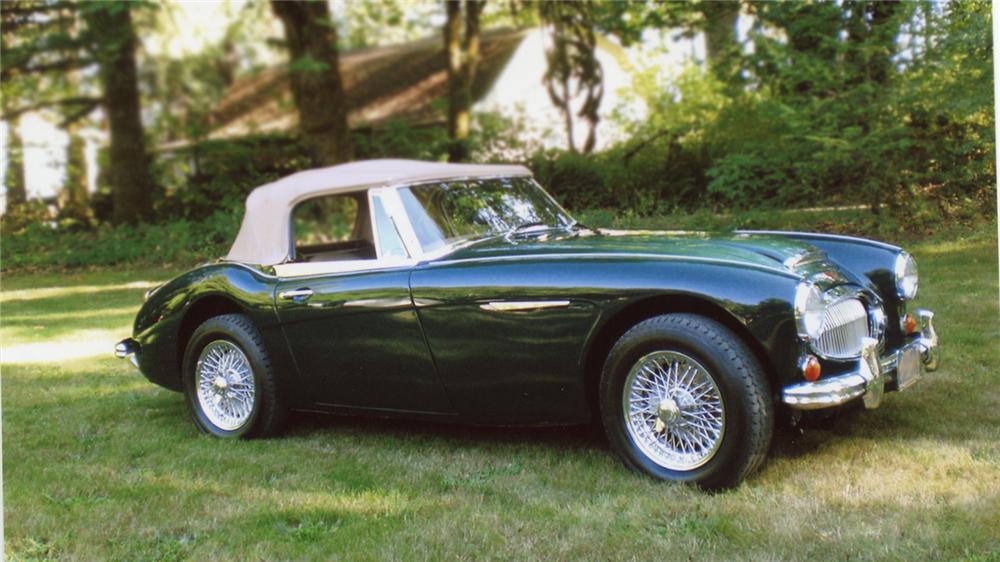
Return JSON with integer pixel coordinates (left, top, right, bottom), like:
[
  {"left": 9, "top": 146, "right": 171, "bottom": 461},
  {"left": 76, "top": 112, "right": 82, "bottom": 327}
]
[{"left": 116, "top": 159, "right": 939, "bottom": 489}]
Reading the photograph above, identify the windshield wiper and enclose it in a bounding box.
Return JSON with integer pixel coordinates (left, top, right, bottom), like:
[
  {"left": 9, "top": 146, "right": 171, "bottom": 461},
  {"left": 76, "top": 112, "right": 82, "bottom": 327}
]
[
  {"left": 509, "top": 221, "right": 549, "bottom": 234},
  {"left": 569, "top": 221, "right": 599, "bottom": 234}
]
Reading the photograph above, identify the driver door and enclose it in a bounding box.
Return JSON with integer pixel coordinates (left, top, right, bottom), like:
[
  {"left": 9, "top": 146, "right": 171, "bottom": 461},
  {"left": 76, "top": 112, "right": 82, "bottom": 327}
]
[{"left": 273, "top": 189, "right": 453, "bottom": 414}]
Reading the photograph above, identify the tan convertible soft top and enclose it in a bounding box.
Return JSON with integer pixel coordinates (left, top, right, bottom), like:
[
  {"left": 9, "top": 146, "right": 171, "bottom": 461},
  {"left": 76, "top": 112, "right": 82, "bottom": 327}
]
[{"left": 226, "top": 159, "right": 532, "bottom": 266}]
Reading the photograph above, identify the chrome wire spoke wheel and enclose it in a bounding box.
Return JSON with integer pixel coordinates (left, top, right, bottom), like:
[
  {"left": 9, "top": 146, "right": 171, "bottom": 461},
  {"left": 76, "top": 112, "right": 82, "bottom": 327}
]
[
  {"left": 195, "top": 340, "right": 256, "bottom": 431},
  {"left": 622, "top": 350, "right": 725, "bottom": 471}
]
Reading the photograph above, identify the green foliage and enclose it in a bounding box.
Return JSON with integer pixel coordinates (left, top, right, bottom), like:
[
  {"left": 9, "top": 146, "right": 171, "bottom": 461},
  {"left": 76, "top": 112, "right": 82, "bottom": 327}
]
[
  {"left": 529, "top": 150, "right": 614, "bottom": 210},
  {"left": 706, "top": 150, "right": 807, "bottom": 208},
  {"left": 584, "top": 0, "right": 996, "bottom": 218},
  {"left": 337, "top": 0, "right": 441, "bottom": 50},
  {"left": 2, "top": 210, "right": 240, "bottom": 272},
  {"left": 286, "top": 55, "right": 330, "bottom": 74},
  {"left": 353, "top": 120, "right": 450, "bottom": 161},
  {"left": 153, "top": 135, "right": 313, "bottom": 221}
]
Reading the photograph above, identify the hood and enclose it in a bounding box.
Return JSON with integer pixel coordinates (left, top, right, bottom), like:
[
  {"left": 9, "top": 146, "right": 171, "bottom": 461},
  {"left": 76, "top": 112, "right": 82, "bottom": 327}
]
[{"left": 443, "top": 228, "right": 830, "bottom": 275}]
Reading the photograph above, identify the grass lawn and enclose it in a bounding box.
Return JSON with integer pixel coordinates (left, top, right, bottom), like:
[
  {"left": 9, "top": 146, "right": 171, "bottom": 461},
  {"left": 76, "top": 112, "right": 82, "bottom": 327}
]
[{"left": 2, "top": 223, "right": 999, "bottom": 561}]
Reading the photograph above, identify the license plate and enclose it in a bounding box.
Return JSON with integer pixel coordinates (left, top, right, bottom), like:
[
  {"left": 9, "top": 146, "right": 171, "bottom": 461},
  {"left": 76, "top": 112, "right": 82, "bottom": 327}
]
[{"left": 896, "top": 346, "right": 922, "bottom": 391}]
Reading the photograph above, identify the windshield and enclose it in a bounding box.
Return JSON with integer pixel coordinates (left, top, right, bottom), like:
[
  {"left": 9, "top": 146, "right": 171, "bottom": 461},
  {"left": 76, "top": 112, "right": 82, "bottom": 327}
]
[{"left": 397, "top": 177, "right": 575, "bottom": 253}]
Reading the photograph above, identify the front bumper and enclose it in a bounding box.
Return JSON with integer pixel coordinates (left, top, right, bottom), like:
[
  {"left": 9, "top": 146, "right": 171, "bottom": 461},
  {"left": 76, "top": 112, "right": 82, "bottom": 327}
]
[
  {"left": 115, "top": 337, "right": 141, "bottom": 368},
  {"left": 782, "top": 308, "right": 939, "bottom": 410}
]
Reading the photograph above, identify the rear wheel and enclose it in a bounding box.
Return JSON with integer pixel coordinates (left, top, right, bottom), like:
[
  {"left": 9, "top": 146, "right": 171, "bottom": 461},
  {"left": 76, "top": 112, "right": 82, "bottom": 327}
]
[
  {"left": 182, "top": 314, "right": 286, "bottom": 438},
  {"left": 599, "top": 313, "right": 773, "bottom": 490}
]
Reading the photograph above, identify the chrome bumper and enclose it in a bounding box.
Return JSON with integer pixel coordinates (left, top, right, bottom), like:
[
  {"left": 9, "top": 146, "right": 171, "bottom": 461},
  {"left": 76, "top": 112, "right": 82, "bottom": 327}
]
[
  {"left": 782, "top": 308, "right": 939, "bottom": 411},
  {"left": 115, "top": 338, "right": 140, "bottom": 368}
]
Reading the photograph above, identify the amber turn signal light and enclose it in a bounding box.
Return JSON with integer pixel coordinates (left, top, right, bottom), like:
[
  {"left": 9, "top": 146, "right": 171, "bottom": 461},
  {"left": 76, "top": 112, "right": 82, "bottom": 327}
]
[
  {"left": 802, "top": 355, "right": 821, "bottom": 382},
  {"left": 902, "top": 313, "right": 918, "bottom": 335}
]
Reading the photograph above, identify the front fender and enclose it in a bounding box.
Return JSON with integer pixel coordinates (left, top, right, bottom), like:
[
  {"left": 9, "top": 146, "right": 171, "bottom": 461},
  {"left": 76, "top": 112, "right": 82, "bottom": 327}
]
[
  {"left": 574, "top": 257, "right": 804, "bottom": 389},
  {"left": 738, "top": 231, "right": 907, "bottom": 348}
]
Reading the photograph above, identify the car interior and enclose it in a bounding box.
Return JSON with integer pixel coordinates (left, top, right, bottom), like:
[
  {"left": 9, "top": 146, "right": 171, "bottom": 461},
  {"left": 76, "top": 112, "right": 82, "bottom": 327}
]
[{"left": 292, "top": 192, "right": 377, "bottom": 262}]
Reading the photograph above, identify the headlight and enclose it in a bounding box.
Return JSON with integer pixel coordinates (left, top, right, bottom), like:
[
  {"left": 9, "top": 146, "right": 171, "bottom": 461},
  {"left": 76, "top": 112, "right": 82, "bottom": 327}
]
[
  {"left": 794, "top": 282, "right": 826, "bottom": 340},
  {"left": 894, "top": 252, "right": 918, "bottom": 300}
]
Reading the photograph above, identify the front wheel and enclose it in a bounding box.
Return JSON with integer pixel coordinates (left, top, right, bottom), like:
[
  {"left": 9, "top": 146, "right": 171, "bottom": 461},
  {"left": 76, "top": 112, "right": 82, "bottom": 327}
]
[
  {"left": 182, "top": 314, "right": 286, "bottom": 438},
  {"left": 599, "top": 313, "right": 773, "bottom": 490}
]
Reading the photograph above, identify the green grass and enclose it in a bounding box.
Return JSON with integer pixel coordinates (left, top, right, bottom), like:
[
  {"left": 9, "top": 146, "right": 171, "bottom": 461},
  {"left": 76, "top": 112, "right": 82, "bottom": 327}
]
[{"left": 3, "top": 224, "right": 999, "bottom": 561}]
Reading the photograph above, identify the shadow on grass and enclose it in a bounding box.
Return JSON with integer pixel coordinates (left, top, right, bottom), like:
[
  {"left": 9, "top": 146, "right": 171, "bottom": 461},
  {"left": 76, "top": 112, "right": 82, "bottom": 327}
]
[
  {"left": 1, "top": 286, "right": 145, "bottom": 314},
  {"left": 287, "top": 409, "right": 609, "bottom": 455}
]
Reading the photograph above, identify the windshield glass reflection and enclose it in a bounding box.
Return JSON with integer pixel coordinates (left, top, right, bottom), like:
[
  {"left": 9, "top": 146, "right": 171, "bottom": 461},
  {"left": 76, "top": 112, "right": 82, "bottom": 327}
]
[{"left": 398, "top": 177, "right": 574, "bottom": 253}]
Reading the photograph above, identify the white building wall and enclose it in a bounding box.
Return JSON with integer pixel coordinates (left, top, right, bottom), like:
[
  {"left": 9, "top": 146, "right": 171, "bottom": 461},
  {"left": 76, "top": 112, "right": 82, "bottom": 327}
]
[{"left": 474, "top": 29, "right": 636, "bottom": 152}]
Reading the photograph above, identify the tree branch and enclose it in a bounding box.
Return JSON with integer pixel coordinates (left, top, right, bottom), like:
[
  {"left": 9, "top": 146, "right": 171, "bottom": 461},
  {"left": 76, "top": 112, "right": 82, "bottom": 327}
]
[
  {"left": 58, "top": 98, "right": 102, "bottom": 127},
  {"left": 623, "top": 129, "right": 682, "bottom": 165},
  {"left": 1, "top": 1, "right": 76, "bottom": 17},
  {"left": 0, "top": 56, "right": 95, "bottom": 80},
  {"left": 0, "top": 13, "right": 74, "bottom": 34},
  {"left": 1, "top": 96, "right": 103, "bottom": 120}
]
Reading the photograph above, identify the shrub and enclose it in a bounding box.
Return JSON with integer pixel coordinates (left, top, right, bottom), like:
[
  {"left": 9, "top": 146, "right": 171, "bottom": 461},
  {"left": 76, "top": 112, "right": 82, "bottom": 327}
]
[
  {"left": 2, "top": 210, "right": 241, "bottom": 272},
  {"left": 154, "top": 135, "right": 313, "bottom": 221}
]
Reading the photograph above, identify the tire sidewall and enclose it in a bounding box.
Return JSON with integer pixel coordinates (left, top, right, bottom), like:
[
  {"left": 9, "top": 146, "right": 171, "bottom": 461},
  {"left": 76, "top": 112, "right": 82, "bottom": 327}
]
[
  {"left": 601, "top": 319, "right": 757, "bottom": 486},
  {"left": 182, "top": 319, "right": 267, "bottom": 438}
]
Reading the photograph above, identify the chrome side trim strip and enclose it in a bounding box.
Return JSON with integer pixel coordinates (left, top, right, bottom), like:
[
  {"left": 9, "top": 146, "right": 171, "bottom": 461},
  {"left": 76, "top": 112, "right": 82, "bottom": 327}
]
[
  {"left": 343, "top": 297, "right": 413, "bottom": 309},
  {"left": 272, "top": 259, "right": 416, "bottom": 279},
  {"left": 479, "top": 300, "right": 571, "bottom": 312}
]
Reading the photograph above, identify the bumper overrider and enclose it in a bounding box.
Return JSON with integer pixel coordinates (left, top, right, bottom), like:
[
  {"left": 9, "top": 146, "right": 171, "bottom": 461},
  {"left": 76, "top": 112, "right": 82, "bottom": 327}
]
[
  {"left": 782, "top": 308, "right": 939, "bottom": 410},
  {"left": 115, "top": 337, "right": 140, "bottom": 368}
]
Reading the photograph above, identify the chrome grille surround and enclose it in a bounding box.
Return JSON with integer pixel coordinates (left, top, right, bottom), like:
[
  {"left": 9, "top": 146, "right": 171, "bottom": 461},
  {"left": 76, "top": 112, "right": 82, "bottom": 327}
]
[{"left": 813, "top": 297, "right": 870, "bottom": 359}]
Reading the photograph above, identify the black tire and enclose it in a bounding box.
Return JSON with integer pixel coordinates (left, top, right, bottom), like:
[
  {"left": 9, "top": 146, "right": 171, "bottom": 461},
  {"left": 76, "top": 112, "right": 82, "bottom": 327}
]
[
  {"left": 182, "top": 313, "right": 287, "bottom": 438},
  {"left": 599, "top": 313, "right": 773, "bottom": 490}
]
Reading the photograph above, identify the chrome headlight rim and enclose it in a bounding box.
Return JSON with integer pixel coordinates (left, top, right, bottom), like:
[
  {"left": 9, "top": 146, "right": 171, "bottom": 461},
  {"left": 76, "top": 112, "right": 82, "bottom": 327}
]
[
  {"left": 794, "top": 281, "right": 826, "bottom": 341},
  {"left": 795, "top": 282, "right": 882, "bottom": 360},
  {"left": 894, "top": 251, "right": 918, "bottom": 300}
]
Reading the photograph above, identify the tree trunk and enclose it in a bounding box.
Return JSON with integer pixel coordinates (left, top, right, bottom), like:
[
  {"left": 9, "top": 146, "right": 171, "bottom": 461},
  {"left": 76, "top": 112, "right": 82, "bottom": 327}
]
[
  {"left": 60, "top": 122, "right": 89, "bottom": 219},
  {"left": 923, "top": 1, "right": 934, "bottom": 57},
  {"left": 867, "top": 1, "right": 901, "bottom": 85},
  {"left": 445, "top": 1, "right": 464, "bottom": 161},
  {"left": 86, "top": 3, "right": 153, "bottom": 224},
  {"left": 445, "top": 0, "right": 484, "bottom": 163},
  {"left": 701, "top": 1, "right": 740, "bottom": 79},
  {"left": 272, "top": 0, "right": 353, "bottom": 166},
  {"left": 845, "top": 1, "right": 900, "bottom": 85},
  {"left": 575, "top": 7, "right": 601, "bottom": 155},
  {"left": 540, "top": 2, "right": 601, "bottom": 154},
  {"left": 4, "top": 114, "right": 27, "bottom": 212},
  {"left": 561, "top": 72, "right": 576, "bottom": 153},
  {"left": 542, "top": 8, "right": 577, "bottom": 153}
]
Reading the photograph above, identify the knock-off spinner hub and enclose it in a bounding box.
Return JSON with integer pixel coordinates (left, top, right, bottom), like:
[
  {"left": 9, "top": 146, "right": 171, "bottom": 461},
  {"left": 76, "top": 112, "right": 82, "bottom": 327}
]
[{"left": 657, "top": 397, "right": 682, "bottom": 425}]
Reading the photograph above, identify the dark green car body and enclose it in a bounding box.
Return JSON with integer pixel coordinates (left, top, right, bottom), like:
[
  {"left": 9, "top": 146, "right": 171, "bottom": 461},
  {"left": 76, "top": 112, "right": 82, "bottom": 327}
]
[{"left": 130, "top": 228, "right": 909, "bottom": 425}]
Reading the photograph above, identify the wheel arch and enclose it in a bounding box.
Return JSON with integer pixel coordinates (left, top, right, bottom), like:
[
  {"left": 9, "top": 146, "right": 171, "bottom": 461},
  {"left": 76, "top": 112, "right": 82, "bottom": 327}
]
[
  {"left": 581, "top": 294, "right": 779, "bottom": 419},
  {"left": 177, "top": 294, "right": 248, "bottom": 373}
]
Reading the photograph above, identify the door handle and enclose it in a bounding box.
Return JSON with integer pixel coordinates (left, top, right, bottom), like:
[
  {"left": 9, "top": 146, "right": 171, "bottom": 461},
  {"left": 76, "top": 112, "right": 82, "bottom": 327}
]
[{"left": 278, "top": 288, "right": 314, "bottom": 301}]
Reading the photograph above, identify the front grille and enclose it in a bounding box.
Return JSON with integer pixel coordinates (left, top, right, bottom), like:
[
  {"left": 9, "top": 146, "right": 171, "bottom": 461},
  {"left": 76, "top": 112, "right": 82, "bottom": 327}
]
[{"left": 814, "top": 298, "right": 870, "bottom": 359}]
